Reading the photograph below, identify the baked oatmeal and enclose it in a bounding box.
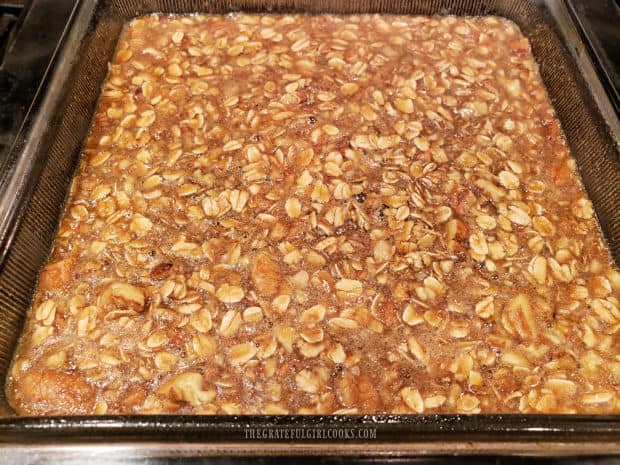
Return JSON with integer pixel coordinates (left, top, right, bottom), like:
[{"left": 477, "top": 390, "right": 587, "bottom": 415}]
[{"left": 7, "top": 14, "right": 620, "bottom": 415}]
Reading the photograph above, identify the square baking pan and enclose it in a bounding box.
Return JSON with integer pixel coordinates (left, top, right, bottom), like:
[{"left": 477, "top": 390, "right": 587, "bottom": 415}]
[{"left": 0, "top": 0, "right": 619, "bottom": 455}]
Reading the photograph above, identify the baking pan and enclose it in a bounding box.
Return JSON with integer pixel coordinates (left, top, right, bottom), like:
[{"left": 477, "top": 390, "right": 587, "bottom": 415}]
[{"left": 0, "top": 0, "right": 619, "bottom": 455}]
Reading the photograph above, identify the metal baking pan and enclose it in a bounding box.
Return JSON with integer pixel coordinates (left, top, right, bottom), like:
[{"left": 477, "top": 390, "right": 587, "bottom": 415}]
[{"left": 0, "top": 0, "right": 619, "bottom": 455}]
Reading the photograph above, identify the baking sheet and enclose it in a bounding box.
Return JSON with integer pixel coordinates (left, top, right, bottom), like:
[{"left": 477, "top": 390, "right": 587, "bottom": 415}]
[{"left": 0, "top": 0, "right": 618, "bottom": 453}]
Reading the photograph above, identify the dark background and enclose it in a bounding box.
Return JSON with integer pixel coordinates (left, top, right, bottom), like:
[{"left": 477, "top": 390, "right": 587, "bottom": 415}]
[{"left": 0, "top": 0, "right": 618, "bottom": 463}]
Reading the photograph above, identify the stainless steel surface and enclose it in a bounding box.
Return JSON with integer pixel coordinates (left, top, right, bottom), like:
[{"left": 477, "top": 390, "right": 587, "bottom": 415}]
[
  {"left": 547, "top": 0, "right": 620, "bottom": 143},
  {"left": 0, "top": 0, "right": 81, "bottom": 261},
  {"left": 2, "top": 443, "right": 620, "bottom": 462}
]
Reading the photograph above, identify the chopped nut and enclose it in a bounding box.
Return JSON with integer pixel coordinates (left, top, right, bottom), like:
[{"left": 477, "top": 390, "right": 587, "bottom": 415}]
[
  {"left": 39, "top": 259, "right": 73, "bottom": 291},
  {"left": 109, "top": 282, "right": 146, "bottom": 312},
  {"left": 158, "top": 372, "right": 215, "bottom": 406}
]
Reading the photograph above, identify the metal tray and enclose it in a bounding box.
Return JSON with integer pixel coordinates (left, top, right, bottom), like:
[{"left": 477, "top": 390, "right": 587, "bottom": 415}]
[{"left": 0, "top": 0, "right": 619, "bottom": 455}]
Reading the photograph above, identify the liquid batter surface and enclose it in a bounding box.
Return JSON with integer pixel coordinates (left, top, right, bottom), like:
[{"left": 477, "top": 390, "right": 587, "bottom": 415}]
[{"left": 7, "top": 14, "right": 620, "bottom": 415}]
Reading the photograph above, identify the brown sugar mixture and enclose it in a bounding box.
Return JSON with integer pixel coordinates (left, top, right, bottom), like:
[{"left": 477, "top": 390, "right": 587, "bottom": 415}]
[{"left": 7, "top": 14, "right": 620, "bottom": 415}]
